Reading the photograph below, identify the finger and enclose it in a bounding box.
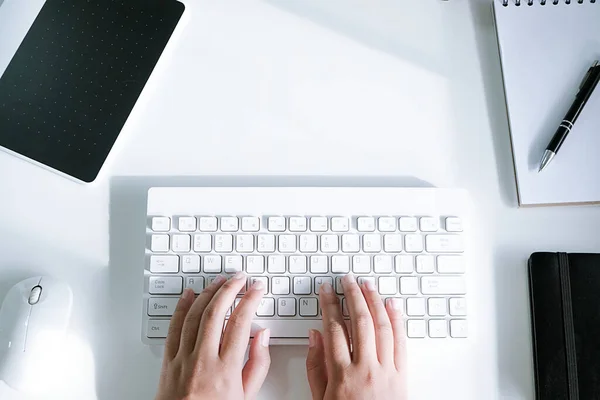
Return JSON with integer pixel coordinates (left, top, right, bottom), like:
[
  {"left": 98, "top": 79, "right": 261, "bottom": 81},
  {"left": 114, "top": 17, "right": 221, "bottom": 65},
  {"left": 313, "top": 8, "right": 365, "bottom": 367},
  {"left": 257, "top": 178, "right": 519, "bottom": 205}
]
[
  {"left": 220, "top": 279, "right": 266, "bottom": 364},
  {"left": 306, "top": 329, "right": 327, "bottom": 400},
  {"left": 196, "top": 272, "right": 248, "bottom": 356},
  {"left": 164, "top": 288, "right": 195, "bottom": 360},
  {"left": 342, "top": 274, "right": 377, "bottom": 363},
  {"left": 361, "top": 281, "right": 394, "bottom": 365},
  {"left": 386, "top": 298, "right": 407, "bottom": 371},
  {"left": 242, "top": 328, "right": 271, "bottom": 399},
  {"left": 319, "top": 282, "right": 351, "bottom": 371},
  {"left": 179, "top": 275, "right": 227, "bottom": 354}
]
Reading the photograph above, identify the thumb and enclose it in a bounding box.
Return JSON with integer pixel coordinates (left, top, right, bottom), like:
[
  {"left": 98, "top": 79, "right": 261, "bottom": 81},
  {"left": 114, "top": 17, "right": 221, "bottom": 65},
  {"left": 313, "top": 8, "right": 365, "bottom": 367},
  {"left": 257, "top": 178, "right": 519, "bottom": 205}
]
[
  {"left": 306, "top": 329, "right": 327, "bottom": 400},
  {"left": 243, "top": 329, "right": 271, "bottom": 400}
]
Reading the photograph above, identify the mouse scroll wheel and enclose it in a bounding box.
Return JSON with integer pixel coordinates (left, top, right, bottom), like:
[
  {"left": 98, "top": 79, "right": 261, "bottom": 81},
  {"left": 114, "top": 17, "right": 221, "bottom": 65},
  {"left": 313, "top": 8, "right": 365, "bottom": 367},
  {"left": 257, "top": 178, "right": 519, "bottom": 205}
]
[{"left": 28, "top": 286, "right": 42, "bottom": 305}]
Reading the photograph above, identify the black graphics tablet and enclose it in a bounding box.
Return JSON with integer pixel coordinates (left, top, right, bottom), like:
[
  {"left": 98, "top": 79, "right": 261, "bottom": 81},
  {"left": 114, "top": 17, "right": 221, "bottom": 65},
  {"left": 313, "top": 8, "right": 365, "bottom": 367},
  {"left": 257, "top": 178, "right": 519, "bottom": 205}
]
[{"left": 0, "top": 0, "right": 184, "bottom": 182}]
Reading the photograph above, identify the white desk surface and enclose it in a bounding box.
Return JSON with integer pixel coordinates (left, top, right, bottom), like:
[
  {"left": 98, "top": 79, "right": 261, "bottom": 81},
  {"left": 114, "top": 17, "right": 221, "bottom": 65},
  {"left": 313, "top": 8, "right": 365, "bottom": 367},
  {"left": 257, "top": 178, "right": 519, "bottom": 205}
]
[{"left": 1, "top": 0, "right": 600, "bottom": 399}]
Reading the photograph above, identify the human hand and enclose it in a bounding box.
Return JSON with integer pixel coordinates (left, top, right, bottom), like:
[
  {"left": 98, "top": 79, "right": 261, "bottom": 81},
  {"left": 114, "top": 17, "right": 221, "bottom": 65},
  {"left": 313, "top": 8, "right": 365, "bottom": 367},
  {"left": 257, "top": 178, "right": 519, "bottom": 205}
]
[
  {"left": 306, "top": 274, "right": 407, "bottom": 400},
  {"left": 155, "top": 273, "right": 271, "bottom": 400}
]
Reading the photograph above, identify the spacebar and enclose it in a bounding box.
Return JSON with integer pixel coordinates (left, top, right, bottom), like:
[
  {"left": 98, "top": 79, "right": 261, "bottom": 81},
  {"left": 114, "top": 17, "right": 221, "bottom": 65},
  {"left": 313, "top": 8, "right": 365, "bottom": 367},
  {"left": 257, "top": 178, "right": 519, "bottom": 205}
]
[{"left": 224, "top": 319, "right": 324, "bottom": 339}]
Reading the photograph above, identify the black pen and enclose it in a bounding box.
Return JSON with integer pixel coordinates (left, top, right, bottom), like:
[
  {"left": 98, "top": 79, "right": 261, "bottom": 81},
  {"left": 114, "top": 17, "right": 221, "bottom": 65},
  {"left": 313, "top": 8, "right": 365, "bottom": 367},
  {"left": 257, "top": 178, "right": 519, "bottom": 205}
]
[{"left": 539, "top": 60, "right": 600, "bottom": 172}]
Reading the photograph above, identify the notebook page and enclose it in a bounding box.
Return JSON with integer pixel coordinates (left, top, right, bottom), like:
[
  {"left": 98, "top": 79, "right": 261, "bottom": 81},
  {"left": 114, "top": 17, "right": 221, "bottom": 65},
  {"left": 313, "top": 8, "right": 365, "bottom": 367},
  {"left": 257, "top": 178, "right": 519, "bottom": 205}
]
[{"left": 494, "top": 1, "right": 600, "bottom": 206}]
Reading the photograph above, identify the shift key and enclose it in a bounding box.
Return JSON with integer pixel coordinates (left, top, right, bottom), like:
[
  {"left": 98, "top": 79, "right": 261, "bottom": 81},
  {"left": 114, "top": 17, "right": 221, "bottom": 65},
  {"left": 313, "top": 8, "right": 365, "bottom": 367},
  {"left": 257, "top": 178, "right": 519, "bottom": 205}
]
[
  {"left": 148, "top": 298, "right": 179, "bottom": 316},
  {"left": 421, "top": 276, "right": 466, "bottom": 295}
]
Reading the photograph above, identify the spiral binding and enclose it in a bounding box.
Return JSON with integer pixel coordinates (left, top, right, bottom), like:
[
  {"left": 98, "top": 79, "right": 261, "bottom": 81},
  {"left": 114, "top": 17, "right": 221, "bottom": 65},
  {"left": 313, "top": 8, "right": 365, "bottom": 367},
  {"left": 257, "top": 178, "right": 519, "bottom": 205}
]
[{"left": 501, "top": 0, "right": 597, "bottom": 6}]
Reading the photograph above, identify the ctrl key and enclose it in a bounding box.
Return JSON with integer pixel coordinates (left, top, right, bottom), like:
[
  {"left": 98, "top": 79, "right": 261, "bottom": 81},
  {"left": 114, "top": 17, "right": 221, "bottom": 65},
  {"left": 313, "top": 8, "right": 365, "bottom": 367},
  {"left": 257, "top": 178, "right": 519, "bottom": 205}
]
[{"left": 147, "top": 320, "right": 170, "bottom": 338}]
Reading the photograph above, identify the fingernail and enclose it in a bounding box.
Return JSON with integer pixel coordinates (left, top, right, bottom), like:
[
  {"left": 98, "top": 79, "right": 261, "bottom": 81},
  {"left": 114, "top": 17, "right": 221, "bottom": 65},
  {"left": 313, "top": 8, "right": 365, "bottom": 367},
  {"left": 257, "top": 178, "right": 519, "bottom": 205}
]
[
  {"left": 182, "top": 288, "right": 193, "bottom": 300},
  {"left": 213, "top": 275, "right": 227, "bottom": 285},
  {"left": 252, "top": 279, "right": 265, "bottom": 291},
  {"left": 233, "top": 271, "right": 246, "bottom": 280},
  {"left": 364, "top": 279, "right": 377, "bottom": 292},
  {"left": 261, "top": 329, "right": 271, "bottom": 347},
  {"left": 390, "top": 298, "right": 402, "bottom": 311},
  {"left": 321, "top": 282, "right": 333, "bottom": 294},
  {"left": 343, "top": 273, "right": 356, "bottom": 285},
  {"left": 308, "top": 330, "right": 316, "bottom": 348}
]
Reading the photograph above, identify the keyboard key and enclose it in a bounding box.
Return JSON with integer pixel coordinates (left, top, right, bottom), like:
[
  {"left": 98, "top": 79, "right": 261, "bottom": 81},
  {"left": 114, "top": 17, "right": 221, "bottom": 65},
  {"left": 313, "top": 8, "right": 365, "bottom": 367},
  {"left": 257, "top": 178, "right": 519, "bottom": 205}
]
[
  {"left": 246, "top": 256, "right": 265, "bottom": 274},
  {"left": 428, "top": 320, "right": 448, "bottom": 338},
  {"left": 406, "top": 298, "right": 426, "bottom": 316},
  {"left": 214, "top": 234, "right": 233, "bottom": 253},
  {"left": 332, "top": 256, "right": 350, "bottom": 273},
  {"left": 185, "top": 276, "right": 204, "bottom": 294},
  {"left": 450, "top": 320, "right": 468, "bottom": 338},
  {"left": 203, "top": 255, "right": 222, "bottom": 273},
  {"left": 220, "top": 217, "right": 239, "bottom": 232},
  {"left": 399, "top": 217, "right": 418, "bottom": 232},
  {"left": 358, "top": 276, "right": 376, "bottom": 290},
  {"left": 249, "top": 277, "right": 269, "bottom": 295},
  {"left": 293, "top": 277, "right": 312, "bottom": 295},
  {"left": 407, "top": 320, "right": 426, "bottom": 338},
  {"left": 299, "top": 298, "right": 318, "bottom": 317},
  {"left": 374, "top": 255, "right": 393, "bottom": 273},
  {"left": 335, "top": 277, "right": 344, "bottom": 294},
  {"left": 400, "top": 277, "right": 419, "bottom": 295},
  {"left": 199, "top": 217, "right": 217, "bottom": 232},
  {"left": 241, "top": 216, "right": 260, "bottom": 232},
  {"left": 404, "top": 234, "right": 424, "bottom": 253},
  {"left": 267, "top": 255, "right": 286, "bottom": 273},
  {"left": 421, "top": 276, "right": 466, "bottom": 295},
  {"left": 383, "top": 234, "right": 403, "bottom": 252},
  {"left": 419, "top": 217, "right": 439, "bottom": 232},
  {"left": 449, "top": 298, "right": 467, "bottom": 316},
  {"left": 181, "top": 255, "right": 201, "bottom": 273},
  {"left": 310, "top": 256, "right": 328, "bottom": 274},
  {"left": 278, "top": 235, "right": 297, "bottom": 253},
  {"left": 437, "top": 256, "right": 465, "bottom": 273},
  {"left": 148, "top": 298, "right": 179, "bottom": 316},
  {"left": 357, "top": 217, "right": 375, "bottom": 232},
  {"left": 268, "top": 217, "right": 286, "bottom": 232},
  {"left": 425, "top": 235, "right": 463, "bottom": 253},
  {"left": 321, "top": 235, "right": 339, "bottom": 253},
  {"left": 257, "top": 235, "right": 276, "bottom": 252},
  {"left": 331, "top": 217, "right": 349, "bottom": 232},
  {"left": 278, "top": 298, "right": 296, "bottom": 316},
  {"left": 445, "top": 217, "right": 463, "bottom": 232},
  {"left": 310, "top": 217, "right": 328, "bottom": 232},
  {"left": 152, "top": 217, "right": 170, "bottom": 232},
  {"left": 150, "top": 255, "right": 178, "bottom": 273},
  {"left": 378, "top": 277, "right": 397, "bottom": 295},
  {"left": 257, "top": 297, "right": 275, "bottom": 316},
  {"left": 342, "top": 298, "right": 349, "bottom": 317},
  {"left": 428, "top": 298, "right": 447, "bottom": 316},
  {"left": 224, "top": 255, "right": 243, "bottom": 273},
  {"left": 172, "top": 235, "right": 191, "bottom": 253},
  {"left": 272, "top": 276, "right": 291, "bottom": 295},
  {"left": 341, "top": 234, "right": 360, "bottom": 253},
  {"left": 289, "top": 217, "right": 307, "bottom": 232},
  {"left": 378, "top": 217, "right": 396, "bottom": 232},
  {"left": 415, "top": 255, "right": 435, "bottom": 274},
  {"left": 299, "top": 235, "right": 318, "bottom": 253},
  {"left": 147, "top": 320, "right": 170, "bottom": 338},
  {"left": 289, "top": 256, "right": 307, "bottom": 274},
  {"left": 314, "top": 277, "right": 333, "bottom": 294},
  {"left": 363, "top": 234, "right": 382, "bottom": 253},
  {"left": 149, "top": 276, "right": 183, "bottom": 294},
  {"left": 178, "top": 217, "right": 197, "bottom": 232},
  {"left": 352, "top": 255, "right": 371, "bottom": 274},
  {"left": 385, "top": 298, "right": 404, "bottom": 314},
  {"left": 236, "top": 235, "right": 254, "bottom": 253},
  {"left": 395, "top": 255, "right": 413, "bottom": 274},
  {"left": 193, "top": 234, "right": 212, "bottom": 252},
  {"left": 151, "top": 235, "right": 170, "bottom": 252}
]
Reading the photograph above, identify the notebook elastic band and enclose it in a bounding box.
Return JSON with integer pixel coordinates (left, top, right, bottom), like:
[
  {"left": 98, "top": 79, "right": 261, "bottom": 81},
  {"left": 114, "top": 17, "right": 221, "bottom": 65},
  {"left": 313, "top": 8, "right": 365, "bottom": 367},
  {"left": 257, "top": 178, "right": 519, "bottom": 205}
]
[{"left": 559, "top": 252, "right": 579, "bottom": 400}]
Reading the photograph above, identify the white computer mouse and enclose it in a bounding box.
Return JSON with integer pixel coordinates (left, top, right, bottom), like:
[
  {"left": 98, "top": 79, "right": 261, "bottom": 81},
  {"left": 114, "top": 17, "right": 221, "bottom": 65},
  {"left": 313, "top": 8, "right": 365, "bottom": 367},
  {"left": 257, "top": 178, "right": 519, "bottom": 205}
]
[{"left": 0, "top": 276, "right": 73, "bottom": 393}]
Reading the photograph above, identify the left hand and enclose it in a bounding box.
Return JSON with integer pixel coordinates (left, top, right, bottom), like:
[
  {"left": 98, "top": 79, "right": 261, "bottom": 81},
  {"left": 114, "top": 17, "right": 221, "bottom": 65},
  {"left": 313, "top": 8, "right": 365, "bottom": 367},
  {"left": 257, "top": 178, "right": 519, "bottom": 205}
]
[{"left": 155, "top": 272, "right": 271, "bottom": 400}]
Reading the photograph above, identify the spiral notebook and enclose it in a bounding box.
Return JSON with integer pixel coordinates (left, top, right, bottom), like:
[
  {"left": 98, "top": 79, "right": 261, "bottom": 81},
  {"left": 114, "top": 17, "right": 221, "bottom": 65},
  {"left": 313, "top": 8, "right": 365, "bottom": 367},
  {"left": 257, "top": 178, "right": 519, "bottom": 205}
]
[{"left": 493, "top": 0, "right": 600, "bottom": 206}]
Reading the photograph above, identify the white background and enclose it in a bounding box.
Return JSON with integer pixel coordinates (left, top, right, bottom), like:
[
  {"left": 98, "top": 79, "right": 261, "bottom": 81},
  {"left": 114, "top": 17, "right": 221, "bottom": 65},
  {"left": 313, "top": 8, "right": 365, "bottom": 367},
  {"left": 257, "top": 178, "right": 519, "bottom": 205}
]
[{"left": 1, "top": 0, "right": 600, "bottom": 399}]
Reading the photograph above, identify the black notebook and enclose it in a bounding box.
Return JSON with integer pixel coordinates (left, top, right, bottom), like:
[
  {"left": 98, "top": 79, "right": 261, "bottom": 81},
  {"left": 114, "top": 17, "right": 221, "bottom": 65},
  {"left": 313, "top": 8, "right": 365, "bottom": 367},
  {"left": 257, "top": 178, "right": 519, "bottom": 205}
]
[
  {"left": 0, "top": 0, "right": 184, "bottom": 182},
  {"left": 528, "top": 252, "right": 600, "bottom": 400}
]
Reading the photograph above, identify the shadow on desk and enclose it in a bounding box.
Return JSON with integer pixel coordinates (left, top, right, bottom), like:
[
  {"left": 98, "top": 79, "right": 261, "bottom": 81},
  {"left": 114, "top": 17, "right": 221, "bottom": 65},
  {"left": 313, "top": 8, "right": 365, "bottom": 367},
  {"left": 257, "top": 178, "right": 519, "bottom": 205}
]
[{"left": 98, "top": 175, "right": 431, "bottom": 400}]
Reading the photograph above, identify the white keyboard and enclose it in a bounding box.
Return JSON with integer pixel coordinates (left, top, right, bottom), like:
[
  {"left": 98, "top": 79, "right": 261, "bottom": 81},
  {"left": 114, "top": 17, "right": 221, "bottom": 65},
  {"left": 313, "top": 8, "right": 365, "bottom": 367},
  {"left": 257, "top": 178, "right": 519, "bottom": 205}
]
[{"left": 142, "top": 187, "right": 470, "bottom": 345}]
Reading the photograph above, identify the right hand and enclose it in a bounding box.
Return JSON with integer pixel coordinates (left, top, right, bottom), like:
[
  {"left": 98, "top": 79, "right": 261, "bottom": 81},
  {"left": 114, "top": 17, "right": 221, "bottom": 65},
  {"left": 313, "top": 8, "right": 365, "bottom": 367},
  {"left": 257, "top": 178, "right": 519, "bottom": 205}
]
[{"left": 306, "top": 274, "right": 407, "bottom": 400}]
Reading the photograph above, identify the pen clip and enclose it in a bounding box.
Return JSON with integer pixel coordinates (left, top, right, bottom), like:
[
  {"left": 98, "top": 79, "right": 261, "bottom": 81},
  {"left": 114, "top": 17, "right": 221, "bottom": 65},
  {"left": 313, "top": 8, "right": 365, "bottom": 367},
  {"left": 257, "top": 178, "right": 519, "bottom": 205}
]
[{"left": 579, "top": 60, "right": 600, "bottom": 91}]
